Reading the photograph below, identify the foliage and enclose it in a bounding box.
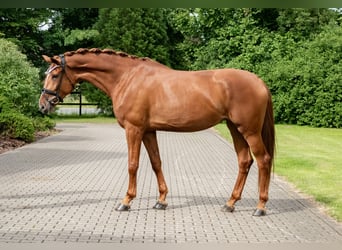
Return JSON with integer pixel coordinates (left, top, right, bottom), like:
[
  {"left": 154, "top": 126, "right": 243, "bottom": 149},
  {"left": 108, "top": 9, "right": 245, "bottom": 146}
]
[
  {"left": 64, "top": 29, "right": 99, "bottom": 46},
  {"left": 0, "top": 38, "right": 40, "bottom": 116},
  {"left": 0, "top": 38, "right": 55, "bottom": 141},
  {"left": 0, "top": 112, "right": 35, "bottom": 142},
  {"left": 0, "top": 95, "right": 13, "bottom": 114},
  {"left": 32, "top": 116, "right": 56, "bottom": 131},
  {"left": 166, "top": 8, "right": 202, "bottom": 70},
  {"left": 41, "top": 9, "right": 99, "bottom": 51},
  {"left": 40, "top": 8, "right": 99, "bottom": 72},
  {"left": 226, "top": 24, "right": 342, "bottom": 128},
  {"left": 57, "top": 8, "right": 99, "bottom": 30},
  {"left": 0, "top": 8, "right": 52, "bottom": 68},
  {"left": 265, "top": 25, "right": 342, "bottom": 128},
  {"left": 276, "top": 8, "right": 339, "bottom": 40},
  {"left": 95, "top": 8, "right": 170, "bottom": 64}
]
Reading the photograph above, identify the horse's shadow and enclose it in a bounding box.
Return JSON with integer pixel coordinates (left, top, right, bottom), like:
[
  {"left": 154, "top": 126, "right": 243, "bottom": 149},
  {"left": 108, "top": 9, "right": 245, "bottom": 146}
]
[
  {"left": 1, "top": 190, "right": 312, "bottom": 216},
  {"left": 136, "top": 194, "right": 313, "bottom": 215}
]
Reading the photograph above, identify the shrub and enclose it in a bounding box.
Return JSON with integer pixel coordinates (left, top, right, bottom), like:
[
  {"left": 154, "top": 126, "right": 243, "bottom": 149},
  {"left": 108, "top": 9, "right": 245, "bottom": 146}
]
[
  {"left": 0, "top": 38, "right": 40, "bottom": 116},
  {"left": 266, "top": 25, "right": 342, "bottom": 128},
  {"left": 226, "top": 24, "right": 342, "bottom": 128},
  {"left": 0, "top": 112, "right": 35, "bottom": 142},
  {"left": 0, "top": 39, "right": 55, "bottom": 142},
  {"left": 0, "top": 95, "right": 13, "bottom": 113},
  {"left": 32, "top": 116, "right": 56, "bottom": 131}
]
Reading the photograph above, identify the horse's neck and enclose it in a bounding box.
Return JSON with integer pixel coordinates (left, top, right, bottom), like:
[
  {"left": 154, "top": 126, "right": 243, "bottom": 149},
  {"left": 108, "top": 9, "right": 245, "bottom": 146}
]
[{"left": 69, "top": 54, "right": 137, "bottom": 97}]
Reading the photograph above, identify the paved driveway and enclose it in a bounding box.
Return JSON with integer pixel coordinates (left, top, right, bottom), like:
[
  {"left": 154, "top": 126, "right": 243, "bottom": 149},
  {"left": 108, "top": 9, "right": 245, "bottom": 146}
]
[{"left": 0, "top": 123, "right": 341, "bottom": 243}]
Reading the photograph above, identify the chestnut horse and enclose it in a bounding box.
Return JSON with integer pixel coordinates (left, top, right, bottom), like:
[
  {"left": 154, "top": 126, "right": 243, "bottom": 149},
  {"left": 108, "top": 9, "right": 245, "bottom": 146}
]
[{"left": 39, "top": 48, "right": 275, "bottom": 216}]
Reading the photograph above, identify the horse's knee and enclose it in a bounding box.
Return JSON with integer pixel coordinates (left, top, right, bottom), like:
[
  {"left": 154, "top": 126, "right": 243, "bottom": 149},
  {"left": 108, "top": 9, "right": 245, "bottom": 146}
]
[
  {"left": 128, "top": 162, "right": 139, "bottom": 175},
  {"left": 238, "top": 156, "right": 253, "bottom": 174}
]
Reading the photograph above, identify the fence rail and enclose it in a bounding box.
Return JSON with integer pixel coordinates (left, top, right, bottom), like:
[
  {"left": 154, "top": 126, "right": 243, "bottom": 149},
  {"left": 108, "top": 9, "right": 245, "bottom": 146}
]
[{"left": 58, "top": 91, "right": 98, "bottom": 116}]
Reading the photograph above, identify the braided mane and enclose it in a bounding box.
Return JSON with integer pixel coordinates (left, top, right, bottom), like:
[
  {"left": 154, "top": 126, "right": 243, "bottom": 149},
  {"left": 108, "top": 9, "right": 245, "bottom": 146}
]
[{"left": 64, "top": 48, "right": 150, "bottom": 61}]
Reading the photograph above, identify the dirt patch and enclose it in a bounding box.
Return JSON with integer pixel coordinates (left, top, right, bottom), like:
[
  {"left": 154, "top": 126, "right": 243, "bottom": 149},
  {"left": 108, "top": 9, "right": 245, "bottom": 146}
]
[
  {"left": 0, "top": 137, "right": 26, "bottom": 154},
  {"left": 0, "top": 129, "right": 59, "bottom": 155}
]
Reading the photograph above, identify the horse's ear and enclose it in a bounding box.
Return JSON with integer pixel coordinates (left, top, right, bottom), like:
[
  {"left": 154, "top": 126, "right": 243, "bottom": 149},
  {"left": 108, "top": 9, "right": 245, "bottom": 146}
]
[
  {"left": 42, "top": 55, "right": 53, "bottom": 64},
  {"left": 42, "top": 55, "right": 60, "bottom": 65}
]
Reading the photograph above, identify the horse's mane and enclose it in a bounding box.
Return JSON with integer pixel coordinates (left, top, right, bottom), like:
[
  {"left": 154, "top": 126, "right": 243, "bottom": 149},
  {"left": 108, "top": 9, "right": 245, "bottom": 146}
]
[{"left": 64, "top": 48, "right": 150, "bottom": 61}]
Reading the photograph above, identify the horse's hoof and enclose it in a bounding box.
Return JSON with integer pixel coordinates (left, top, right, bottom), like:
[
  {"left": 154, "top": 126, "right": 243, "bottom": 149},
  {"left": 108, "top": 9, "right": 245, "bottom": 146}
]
[
  {"left": 253, "top": 208, "right": 266, "bottom": 216},
  {"left": 115, "top": 203, "right": 130, "bottom": 211},
  {"left": 153, "top": 201, "right": 168, "bottom": 210},
  {"left": 221, "top": 204, "right": 235, "bottom": 212}
]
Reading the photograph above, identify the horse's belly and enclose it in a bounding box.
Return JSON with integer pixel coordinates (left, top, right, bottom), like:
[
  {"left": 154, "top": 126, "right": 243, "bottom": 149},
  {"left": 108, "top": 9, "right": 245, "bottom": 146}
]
[{"left": 149, "top": 111, "right": 224, "bottom": 132}]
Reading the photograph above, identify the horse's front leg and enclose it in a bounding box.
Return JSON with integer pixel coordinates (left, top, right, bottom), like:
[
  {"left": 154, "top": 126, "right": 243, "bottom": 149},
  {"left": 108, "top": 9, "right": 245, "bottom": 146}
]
[
  {"left": 143, "top": 131, "right": 168, "bottom": 210},
  {"left": 116, "top": 125, "right": 143, "bottom": 211}
]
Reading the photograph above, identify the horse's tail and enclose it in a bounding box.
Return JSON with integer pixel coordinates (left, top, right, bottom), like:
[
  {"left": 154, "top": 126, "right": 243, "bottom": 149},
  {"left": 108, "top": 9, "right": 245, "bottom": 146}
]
[{"left": 262, "top": 91, "right": 276, "bottom": 170}]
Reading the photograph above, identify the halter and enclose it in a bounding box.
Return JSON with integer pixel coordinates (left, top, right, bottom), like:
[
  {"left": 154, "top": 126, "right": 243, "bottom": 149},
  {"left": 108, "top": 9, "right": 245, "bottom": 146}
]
[{"left": 42, "top": 54, "right": 74, "bottom": 105}]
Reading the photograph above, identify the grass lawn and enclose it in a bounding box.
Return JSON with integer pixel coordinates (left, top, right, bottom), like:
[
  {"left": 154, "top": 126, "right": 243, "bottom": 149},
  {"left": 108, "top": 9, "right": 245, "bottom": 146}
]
[
  {"left": 53, "top": 114, "right": 116, "bottom": 124},
  {"left": 215, "top": 123, "right": 342, "bottom": 222}
]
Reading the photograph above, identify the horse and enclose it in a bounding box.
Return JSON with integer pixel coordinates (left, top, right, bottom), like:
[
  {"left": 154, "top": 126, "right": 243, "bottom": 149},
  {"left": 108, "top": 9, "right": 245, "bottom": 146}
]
[{"left": 39, "top": 48, "right": 275, "bottom": 216}]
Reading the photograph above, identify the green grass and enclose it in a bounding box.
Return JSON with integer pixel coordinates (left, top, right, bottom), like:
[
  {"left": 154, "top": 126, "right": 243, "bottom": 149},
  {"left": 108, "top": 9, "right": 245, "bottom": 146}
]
[
  {"left": 53, "top": 114, "right": 117, "bottom": 124},
  {"left": 215, "top": 123, "right": 342, "bottom": 222}
]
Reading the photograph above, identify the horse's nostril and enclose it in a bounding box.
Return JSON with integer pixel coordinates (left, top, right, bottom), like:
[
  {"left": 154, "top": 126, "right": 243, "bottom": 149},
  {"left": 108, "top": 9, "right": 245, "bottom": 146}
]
[{"left": 40, "top": 105, "right": 48, "bottom": 114}]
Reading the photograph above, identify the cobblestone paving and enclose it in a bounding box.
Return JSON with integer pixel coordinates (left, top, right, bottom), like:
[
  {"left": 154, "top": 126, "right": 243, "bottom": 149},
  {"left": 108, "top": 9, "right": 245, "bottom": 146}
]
[{"left": 0, "top": 123, "right": 341, "bottom": 243}]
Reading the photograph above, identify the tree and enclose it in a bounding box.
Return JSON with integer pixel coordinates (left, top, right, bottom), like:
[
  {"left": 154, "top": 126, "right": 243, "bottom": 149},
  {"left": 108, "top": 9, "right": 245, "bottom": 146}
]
[
  {"left": 95, "top": 8, "right": 170, "bottom": 64},
  {"left": 0, "top": 8, "right": 52, "bottom": 68},
  {"left": 166, "top": 8, "right": 203, "bottom": 70},
  {"left": 41, "top": 9, "right": 99, "bottom": 57},
  {"left": 191, "top": 9, "right": 271, "bottom": 70},
  {"left": 276, "top": 8, "right": 339, "bottom": 41}
]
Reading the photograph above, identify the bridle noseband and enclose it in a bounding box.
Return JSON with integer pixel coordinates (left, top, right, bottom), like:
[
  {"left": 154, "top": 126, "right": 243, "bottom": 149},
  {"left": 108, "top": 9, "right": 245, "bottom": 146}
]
[{"left": 42, "top": 54, "right": 74, "bottom": 105}]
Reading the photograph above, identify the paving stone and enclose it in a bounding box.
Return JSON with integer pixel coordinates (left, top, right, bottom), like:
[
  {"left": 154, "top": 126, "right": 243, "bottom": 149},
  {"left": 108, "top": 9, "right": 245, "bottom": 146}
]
[{"left": 0, "top": 123, "right": 341, "bottom": 243}]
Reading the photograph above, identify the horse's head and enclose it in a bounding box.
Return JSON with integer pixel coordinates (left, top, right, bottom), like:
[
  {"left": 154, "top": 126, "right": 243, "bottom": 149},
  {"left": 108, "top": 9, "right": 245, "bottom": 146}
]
[{"left": 39, "top": 54, "right": 76, "bottom": 114}]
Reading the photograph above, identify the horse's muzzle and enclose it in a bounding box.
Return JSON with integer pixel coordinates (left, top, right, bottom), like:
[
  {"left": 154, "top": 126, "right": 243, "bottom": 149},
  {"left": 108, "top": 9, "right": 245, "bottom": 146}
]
[
  {"left": 39, "top": 104, "right": 49, "bottom": 114},
  {"left": 39, "top": 95, "right": 54, "bottom": 114}
]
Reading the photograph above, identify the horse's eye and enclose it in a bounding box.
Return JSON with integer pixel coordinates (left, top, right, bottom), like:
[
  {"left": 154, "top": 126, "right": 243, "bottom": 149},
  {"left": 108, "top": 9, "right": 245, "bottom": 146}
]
[{"left": 51, "top": 74, "right": 58, "bottom": 79}]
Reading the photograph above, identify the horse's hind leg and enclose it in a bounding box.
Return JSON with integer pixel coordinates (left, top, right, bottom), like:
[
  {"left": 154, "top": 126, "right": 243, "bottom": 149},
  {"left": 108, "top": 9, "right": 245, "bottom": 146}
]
[
  {"left": 245, "top": 133, "right": 272, "bottom": 216},
  {"left": 143, "top": 131, "right": 169, "bottom": 210},
  {"left": 222, "top": 121, "right": 253, "bottom": 212}
]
